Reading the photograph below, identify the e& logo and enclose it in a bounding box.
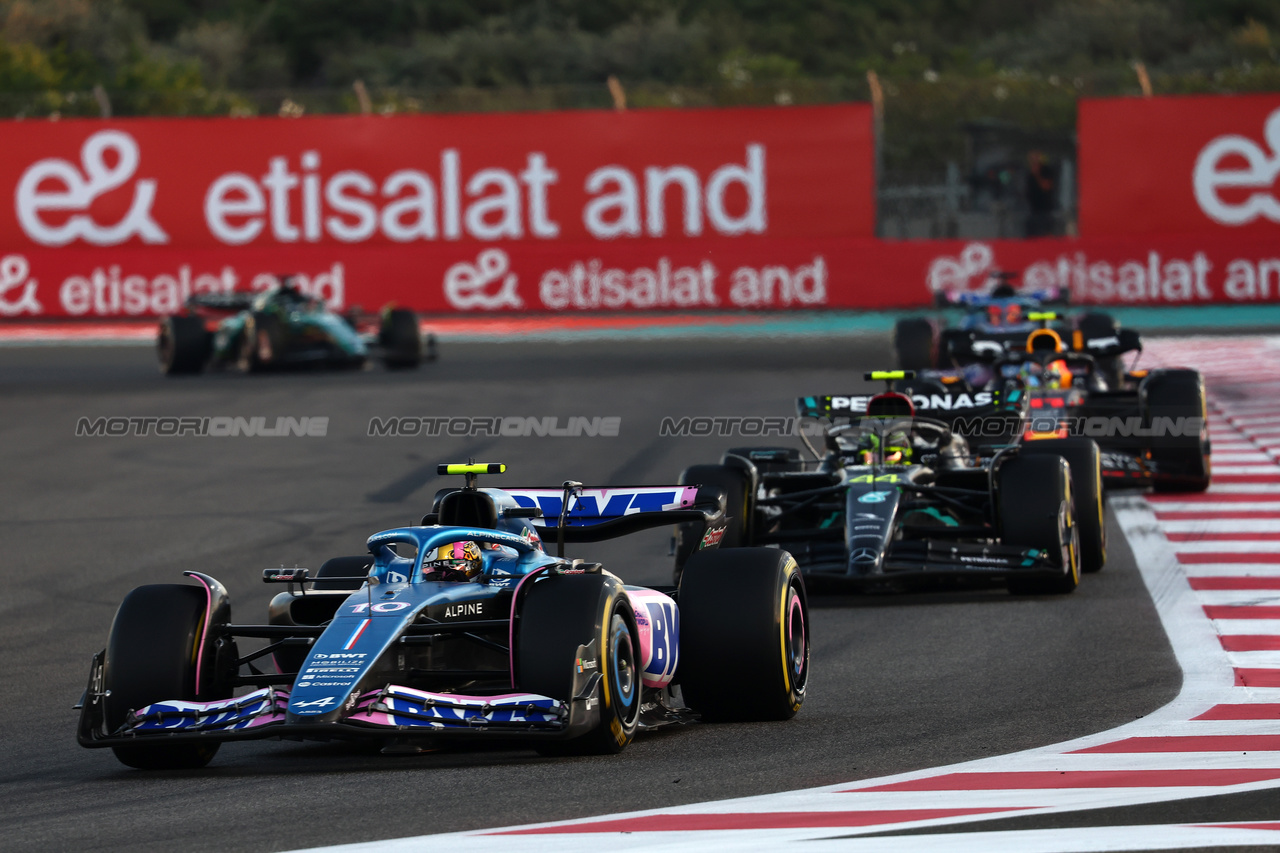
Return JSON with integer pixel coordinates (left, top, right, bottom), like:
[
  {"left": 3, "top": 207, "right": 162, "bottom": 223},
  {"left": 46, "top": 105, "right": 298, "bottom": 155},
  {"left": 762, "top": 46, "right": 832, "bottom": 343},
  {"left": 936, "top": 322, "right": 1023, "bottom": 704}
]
[
  {"left": 16, "top": 130, "right": 169, "bottom": 246},
  {"left": 0, "top": 256, "right": 42, "bottom": 316},
  {"left": 1193, "top": 107, "right": 1280, "bottom": 226},
  {"left": 443, "top": 248, "right": 523, "bottom": 310}
]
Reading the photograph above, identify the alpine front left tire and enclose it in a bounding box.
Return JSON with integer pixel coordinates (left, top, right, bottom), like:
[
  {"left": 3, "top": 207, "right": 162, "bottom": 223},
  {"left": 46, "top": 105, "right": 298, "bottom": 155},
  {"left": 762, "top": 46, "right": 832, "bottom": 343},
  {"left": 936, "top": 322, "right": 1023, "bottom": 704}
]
[{"left": 516, "top": 573, "right": 641, "bottom": 754}]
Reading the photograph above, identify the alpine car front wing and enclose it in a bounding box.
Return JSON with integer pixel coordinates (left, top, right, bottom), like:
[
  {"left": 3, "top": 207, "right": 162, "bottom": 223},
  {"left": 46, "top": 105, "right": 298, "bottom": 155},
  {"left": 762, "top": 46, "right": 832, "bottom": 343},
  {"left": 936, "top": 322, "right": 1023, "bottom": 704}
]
[{"left": 77, "top": 652, "right": 601, "bottom": 749}]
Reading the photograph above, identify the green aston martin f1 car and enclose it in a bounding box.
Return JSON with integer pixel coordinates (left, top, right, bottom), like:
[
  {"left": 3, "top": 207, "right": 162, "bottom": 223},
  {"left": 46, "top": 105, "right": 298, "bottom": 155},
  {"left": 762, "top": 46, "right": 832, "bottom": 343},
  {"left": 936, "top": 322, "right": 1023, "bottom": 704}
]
[{"left": 157, "top": 281, "right": 435, "bottom": 375}]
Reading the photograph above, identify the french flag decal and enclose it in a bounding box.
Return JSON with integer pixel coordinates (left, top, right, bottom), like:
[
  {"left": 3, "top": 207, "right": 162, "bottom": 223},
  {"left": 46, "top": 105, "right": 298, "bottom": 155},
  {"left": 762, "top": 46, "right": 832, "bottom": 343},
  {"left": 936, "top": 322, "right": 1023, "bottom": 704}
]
[{"left": 343, "top": 619, "right": 370, "bottom": 650}]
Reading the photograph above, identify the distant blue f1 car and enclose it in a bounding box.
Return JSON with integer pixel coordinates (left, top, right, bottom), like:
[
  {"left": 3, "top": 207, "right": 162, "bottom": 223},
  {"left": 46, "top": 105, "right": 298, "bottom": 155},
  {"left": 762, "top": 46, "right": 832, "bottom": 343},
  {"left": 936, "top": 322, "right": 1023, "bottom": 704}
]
[{"left": 77, "top": 464, "right": 808, "bottom": 768}]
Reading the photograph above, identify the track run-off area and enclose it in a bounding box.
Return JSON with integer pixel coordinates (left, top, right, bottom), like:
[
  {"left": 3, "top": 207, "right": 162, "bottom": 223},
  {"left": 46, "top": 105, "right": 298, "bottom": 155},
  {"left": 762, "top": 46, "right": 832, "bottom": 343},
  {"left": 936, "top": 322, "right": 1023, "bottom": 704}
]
[{"left": 0, "top": 331, "right": 1275, "bottom": 853}]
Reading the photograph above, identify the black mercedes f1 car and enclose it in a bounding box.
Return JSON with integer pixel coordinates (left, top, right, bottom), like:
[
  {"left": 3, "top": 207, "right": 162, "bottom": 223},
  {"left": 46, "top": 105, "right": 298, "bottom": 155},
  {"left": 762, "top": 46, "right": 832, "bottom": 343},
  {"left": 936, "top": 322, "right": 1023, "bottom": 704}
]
[{"left": 673, "top": 373, "right": 1106, "bottom": 594}]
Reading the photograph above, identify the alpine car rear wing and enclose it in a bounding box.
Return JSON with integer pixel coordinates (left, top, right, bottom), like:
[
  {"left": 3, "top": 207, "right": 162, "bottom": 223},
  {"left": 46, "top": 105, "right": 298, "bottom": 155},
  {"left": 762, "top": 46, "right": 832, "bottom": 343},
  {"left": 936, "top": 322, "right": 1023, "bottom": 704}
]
[
  {"left": 427, "top": 465, "right": 731, "bottom": 547},
  {"left": 504, "top": 486, "right": 723, "bottom": 543}
]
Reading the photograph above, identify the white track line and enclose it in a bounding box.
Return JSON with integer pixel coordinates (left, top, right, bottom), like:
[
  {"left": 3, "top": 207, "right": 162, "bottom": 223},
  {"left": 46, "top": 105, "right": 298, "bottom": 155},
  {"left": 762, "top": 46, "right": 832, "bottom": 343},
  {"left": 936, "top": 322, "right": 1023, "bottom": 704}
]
[
  {"left": 1191, "top": 590, "right": 1280, "bottom": 606},
  {"left": 1211, "top": 619, "right": 1280, "bottom": 635},
  {"left": 1172, "top": 540, "right": 1280, "bottom": 553},
  {"left": 1180, "top": 565, "right": 1280, "bottom": 577},
  {"left": 1159, "top": 519, "right": 1280, "bottom": 533}
]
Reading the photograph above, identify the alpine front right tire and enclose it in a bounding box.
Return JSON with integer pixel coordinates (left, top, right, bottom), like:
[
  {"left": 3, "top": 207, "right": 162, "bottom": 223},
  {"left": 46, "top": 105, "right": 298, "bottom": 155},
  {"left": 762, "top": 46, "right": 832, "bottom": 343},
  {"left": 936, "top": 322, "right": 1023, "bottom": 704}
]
[{"left": 104, "top": 584, "right": 223, "bottom": 769}]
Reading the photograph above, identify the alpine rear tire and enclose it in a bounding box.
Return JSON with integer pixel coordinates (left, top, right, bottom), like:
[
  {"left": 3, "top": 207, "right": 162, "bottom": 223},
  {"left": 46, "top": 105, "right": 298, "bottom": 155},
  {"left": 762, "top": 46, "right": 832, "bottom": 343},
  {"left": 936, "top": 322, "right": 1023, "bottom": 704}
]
[
  {"left": 674, "top": 464, "right": 749, "bottom": 584},
  {"left": 312, "top": 556, "right": 374, "bottom": 591},
  {"left": 517, "top": 573, "right": 641, "bottom": 755},
  {"left": 104, "top": 584, "right": 223, "bottom": 769},
  {"left": 678, "top": 548, "right": 809, "bottom": 721},
  {"left": 999, "top": 455, "right": 1080, "bottom": 595}
]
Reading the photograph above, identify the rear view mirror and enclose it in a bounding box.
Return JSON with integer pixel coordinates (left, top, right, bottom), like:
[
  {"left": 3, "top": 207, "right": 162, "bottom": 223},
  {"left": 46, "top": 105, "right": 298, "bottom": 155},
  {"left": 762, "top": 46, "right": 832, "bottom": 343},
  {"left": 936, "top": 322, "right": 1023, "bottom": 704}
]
[{"left": 1118, "top": 328, "right": 1142, "bottom": 353}]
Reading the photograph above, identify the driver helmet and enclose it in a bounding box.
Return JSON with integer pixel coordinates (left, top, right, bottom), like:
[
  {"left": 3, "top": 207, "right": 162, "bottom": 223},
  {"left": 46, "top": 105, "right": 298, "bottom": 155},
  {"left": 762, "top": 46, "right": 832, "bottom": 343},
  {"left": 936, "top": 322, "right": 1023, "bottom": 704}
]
[
  {"left": 858, "top": 427, "right": 912, "bottom": 465},
  {"left": 985, "top": 302, "right": 1023, "bottom": 327},
  {"left": 422, "top": 540, "right": 483, "bottom": 581},
  {"left": 276, "top": 276, "right": 313, "bottom": 307},
  {"left": 962, "top": 362, "right": 994, "bottom": 390},
  {"left": 1016, "top": 358, "right": 1072, "bottom": 390}
]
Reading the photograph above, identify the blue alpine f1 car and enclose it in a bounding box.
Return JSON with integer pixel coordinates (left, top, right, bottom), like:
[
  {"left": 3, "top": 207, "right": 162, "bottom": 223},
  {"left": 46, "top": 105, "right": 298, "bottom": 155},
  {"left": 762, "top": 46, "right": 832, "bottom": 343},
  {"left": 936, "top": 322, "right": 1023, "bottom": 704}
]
[{"left": 77, "top": 464, "right": 808, "bottom": 769}]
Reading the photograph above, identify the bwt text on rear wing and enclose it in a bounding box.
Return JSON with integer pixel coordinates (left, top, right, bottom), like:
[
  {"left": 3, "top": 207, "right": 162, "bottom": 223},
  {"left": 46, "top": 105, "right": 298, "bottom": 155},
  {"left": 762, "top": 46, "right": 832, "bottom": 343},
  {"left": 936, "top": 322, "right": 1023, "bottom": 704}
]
[{"left": 430, "top": 486, "right": 730, "bottom": 543}]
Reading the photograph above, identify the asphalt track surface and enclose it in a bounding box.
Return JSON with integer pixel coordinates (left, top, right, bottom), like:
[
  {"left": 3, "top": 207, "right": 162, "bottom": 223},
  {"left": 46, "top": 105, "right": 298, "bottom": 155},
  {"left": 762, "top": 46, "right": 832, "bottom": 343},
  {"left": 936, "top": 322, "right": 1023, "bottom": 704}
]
[{"left": 0, "top": 337, "right": 1180, "bottom": 853}]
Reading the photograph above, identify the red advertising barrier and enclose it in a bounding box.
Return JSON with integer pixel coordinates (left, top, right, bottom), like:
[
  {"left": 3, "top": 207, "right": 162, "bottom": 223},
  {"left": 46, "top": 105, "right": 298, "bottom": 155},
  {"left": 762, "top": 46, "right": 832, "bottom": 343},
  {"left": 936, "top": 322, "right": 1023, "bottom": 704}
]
[
  {"left": 916, "top": 236, "right": 1280, "bottom": 305},
  {"left": 4, "top": 96, "right": 1279, "bottom": 319},
  {"left": 0, "top": 240, "right": 877, "bottom": 316},
  {"left": 0, "top": 105, "right": 875, "bottom": 318},
  {"left": 1080, "top": 93, "right": 1280, "bottom": 238},
  {"left": 8, "top": 232, "right": 1279, "bottom": 320}
]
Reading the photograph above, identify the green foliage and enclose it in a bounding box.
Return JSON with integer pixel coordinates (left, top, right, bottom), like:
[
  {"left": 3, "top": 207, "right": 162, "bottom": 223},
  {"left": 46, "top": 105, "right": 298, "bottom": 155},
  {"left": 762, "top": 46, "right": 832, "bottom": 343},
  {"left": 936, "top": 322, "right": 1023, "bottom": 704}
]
[
  {"left": 0, "top": 39, "right": 61, "bottom": 91},
  {"left": 0, "top": 1, "right": 1276, "bottom": 165},
  {"left": 0, "top": 0, "right": 231, "bottom": 115}
]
